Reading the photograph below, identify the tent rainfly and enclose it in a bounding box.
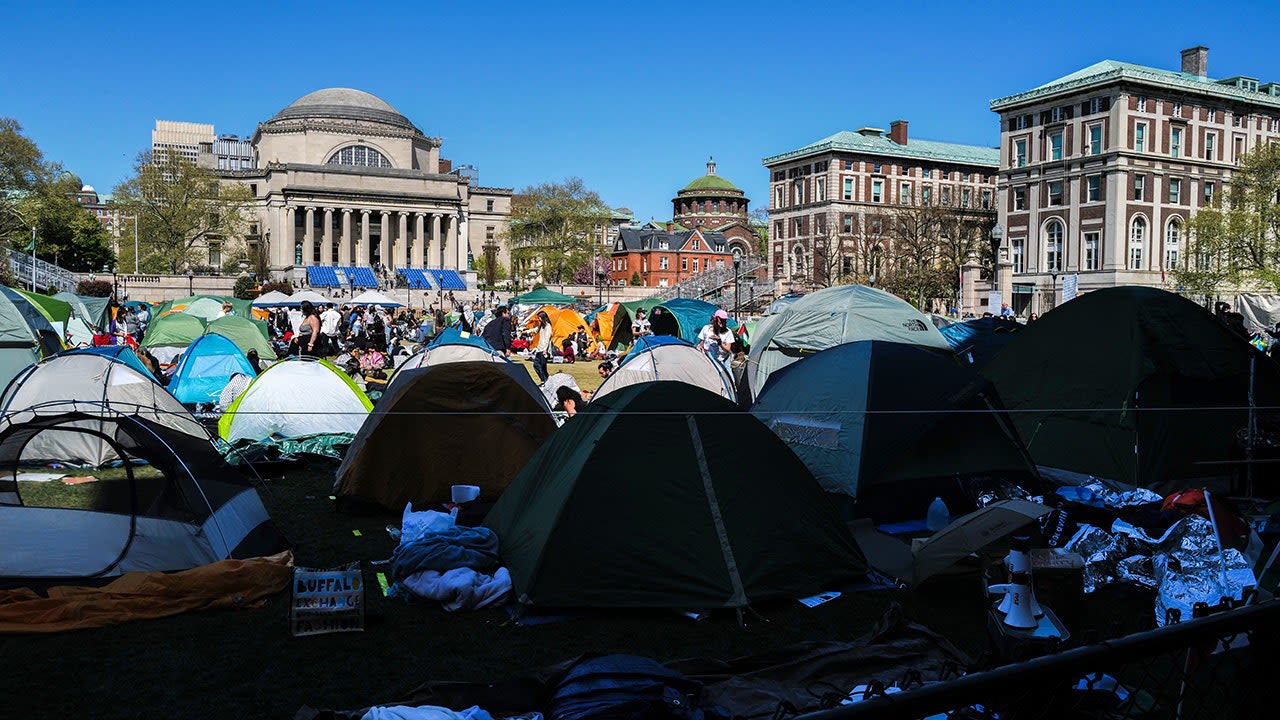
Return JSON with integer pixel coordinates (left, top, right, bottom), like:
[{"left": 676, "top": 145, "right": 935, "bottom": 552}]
[
  {"left": 219, "top": 358, "right": 372, "bottom": 442},
  {"left": 391, "top": 328, "right": 506, "bottom": 387},
  {"left": 168, "top": 334, "right": 257, "bottom": 407},
  {"left": 349, "top": 290, "right": 405, "bottom": 307},
  {"left": 593, "top": 335, "right": 734, "bottom": 400}
]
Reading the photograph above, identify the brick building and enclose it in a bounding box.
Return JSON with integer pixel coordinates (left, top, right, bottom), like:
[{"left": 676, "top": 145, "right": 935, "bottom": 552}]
[
  {"left": 991, "top": 46, "right": 1280, "bottom": 314},
  {"left": 671, "top": 158, "right": 759, "bottom": 260},
  {"left": 609, "top": 225, "right": 735, "bottom": 288},
  {"left": 762, "top": 121, "right": 999, "bottom": 291}
]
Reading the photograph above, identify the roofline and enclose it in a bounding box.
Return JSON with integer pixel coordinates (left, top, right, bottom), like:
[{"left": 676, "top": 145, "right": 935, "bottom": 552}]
[
  {"left": 990, "top": 65, "right": 1280, "bottom": 112},
  {"left": 762, "top": 137, "right": 999, "bottom": 168}
]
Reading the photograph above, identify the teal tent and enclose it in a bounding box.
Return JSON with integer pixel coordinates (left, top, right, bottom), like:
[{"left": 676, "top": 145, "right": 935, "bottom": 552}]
[
  {"left": 940, "top": 317, "right": 1024, "bottom": 369},
  {"left": 0, "top": 288, "right": 57, "bottom": 391},
  {"left": 511, "top": 288, "right": 576, "bottom": 306},
  {"left": 487, "top": 382, "right": 865, "bottom": 610},
  {"left": 651, "top": 298, "right": 740, "bottom": 344},
  {"left": 204, "top": 315, "right": 274, "bottom": 359},
  {"left": 168, "top": 334, "right": 256, "bottom": 406}
]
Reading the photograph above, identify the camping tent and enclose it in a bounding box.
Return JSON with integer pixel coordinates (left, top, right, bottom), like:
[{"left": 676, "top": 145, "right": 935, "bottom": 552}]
[
  {"left": 219, "top": 358, "right": 372, "bottom": 442},
  {"left": 512, "top": 288, "right": 576, "bottom": 306},
  {"left": 0, "top": 352, "right": 207, "bottom": 466},
  {"left": 155, "top": 295, "right": 253, "bottom": 322},
  {"left": 751, "top": 341, "right": 1038, "bottom": 522},
  {"left": 251, "top": 290, "right": 292, "bottom": 307},
  {"left": 747, "top": 284, "right": 950, "bottom": 400},
  {"left": 523, "top": 306, "right": 590, "bottom": 352},
  {"left": 350, "top": 290, "right": 404, "bottom": 307},
  {"left": 289, "top": 290, "right": 333, "bottom": 306},
  {"left": 140, "top": 313, "right": 207, "bottom": 363},
  {"left": 55, "top": 292, "right": 110, "bottom": 331},
  {"left": 486, "top": 382, "right": 865, "bottom": 609},
  {"left": 594, "top": 335, "right": 734, "bottom": 400},
  {"left": 335, "top": 361, "right": 556, "bottom": 511},
  {"left": 940, "top": 317, "right": 1024, "bottom": 369},
  {"left": 982, "top": 286, "right": 1280, "bottom": 491},
  {"left": 590, "top": 303, "right": 633, "bottom": 350},
  {"left": 16, "top": 290, "right": 96, "bottom": 348},
  {"left": 652, "top": 298, "right": 734, "bottom": 344},
  {"left": 391, "top": 328, "right": 506, "bottom": 385},
  {"left": 62, "top": 345, "right": 154, "bottom": 379},
  {"left": 0, "top": 408, "right": 284, "bottom": 579},
  {"left": 0, "top": 287, "right": 62, "bottom": 392},
  {"left": 203, "top": 315, "right": 274, "bottom": 359},
  {"left": 168, "top": 334, "right": 256, "bottom": 407}
]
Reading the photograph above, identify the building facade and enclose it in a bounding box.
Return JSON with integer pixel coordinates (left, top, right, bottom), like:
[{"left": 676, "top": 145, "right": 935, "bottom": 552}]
[
  {"left": 610, "top": 225, "right": 736, "bottom": 288},
  {"left": 151, "top": 121, "right": 214, "bottom": 165},
  {"left": 671, "top": 159, "right": 759, "bottom": 260},
  {"left": 762, "top": 121, "right": 999, "bottom": 292},
  {"left": 991, "top": 46, "right": 1280, "bottom": 313}
]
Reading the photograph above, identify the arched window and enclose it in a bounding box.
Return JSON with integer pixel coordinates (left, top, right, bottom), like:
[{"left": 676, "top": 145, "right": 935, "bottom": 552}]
[
  {"left": 1165, "top": 218, "right": 1181, "bottom": 270},
  {"left": 1129, "top": 217, "right": 1147, "bottom": 269},
  {"left": 1044, "top": 220, "right": 1063, "bottom": 272},
  {"left": 326, "top": 145, "right": 392, "bottom": 168}
]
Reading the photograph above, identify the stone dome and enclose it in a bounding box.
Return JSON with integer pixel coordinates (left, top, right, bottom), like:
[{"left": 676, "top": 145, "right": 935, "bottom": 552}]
[
  {"left": 681, "top": 174, "right": 741, "bottom": 193},
  {"left": 270, "top": 88, "right": 417, "bottom": 131}
]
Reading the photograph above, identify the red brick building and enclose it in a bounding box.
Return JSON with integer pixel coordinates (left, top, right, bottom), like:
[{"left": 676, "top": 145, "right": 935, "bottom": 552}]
[
  {"left": 671, "top": 158, "right": 760, "bottom": 260},
  {"left": 609, "top": 225, "right": 736, "bottom": 288}
]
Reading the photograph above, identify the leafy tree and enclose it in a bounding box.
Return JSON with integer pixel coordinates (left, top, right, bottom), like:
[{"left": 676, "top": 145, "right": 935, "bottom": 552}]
[
  {"left": 259, "top": 279, "right": 293, "bottom": 295},
  {"left": 473, "top": 252, "right": 509, "bottom": 287},
  {"left": 1176, "top": 144, "right": 1280, "bottom": 296},
  {"left": 572, "top": 256, "right": 610, "bottom": 285},
  {"left": 76, "top": 279, "right": 113, "bottom": 297},
  {"left": 629, "top": 272, "right": 641, "bottom": 286},
  {"left": 0, "top": 118, "right": 51, "bottom": 242},
  {"left": 749, "top": 207, "right": 770, "bottom": 256},
  {"left": 507, "top": 178, "right": 611, "bottom": 285},
  {"left": 232, "top": 275, "right": 256, "bottom": 300},
  {"left": 111, "top": 151, "right": 255, "bottom": 274}
]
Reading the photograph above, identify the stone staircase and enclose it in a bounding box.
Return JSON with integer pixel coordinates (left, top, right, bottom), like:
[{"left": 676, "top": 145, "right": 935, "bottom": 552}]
[
  {"left": 647, "top": 258, "right": 765, "bottom": 305},
  {"left": 9, "top": 250, "right": 78, "bottom": 293}
]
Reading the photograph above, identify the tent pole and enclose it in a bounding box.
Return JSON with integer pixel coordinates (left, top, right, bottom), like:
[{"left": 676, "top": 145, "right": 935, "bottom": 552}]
[{"left": 1247, "top": 355, "right": 1256, "bottom": 497}]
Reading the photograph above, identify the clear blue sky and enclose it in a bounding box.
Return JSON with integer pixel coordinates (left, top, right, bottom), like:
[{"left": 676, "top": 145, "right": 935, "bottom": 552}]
[{"left": 3, "top": 1, "right": 1278, "bottom": 223}]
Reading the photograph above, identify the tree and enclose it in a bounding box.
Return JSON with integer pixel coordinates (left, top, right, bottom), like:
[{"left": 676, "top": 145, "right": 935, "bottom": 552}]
[
  {"left": 629, "top": 271, "right": 641, "bottom": 286},
  {"left": 749, "top": 207, "right": 770, "bottom": 256},
  {"left": 111, "top": 151, "right": 254, "bottom": 274},
  {"left": 473, "top": 253, "right": 509, "bottom": 287},
  {"left": 1176, "top": 144, "right": 1280, "bottom": 297},
  {"left": 0, "top": 118, "right": 51, "bottom": 242},
  {"left": 232, "top": 275, "right": 256, "bottom": 300},
  {"left": 75, "top": 279, "right": 113, "bottom": 297},
  {"left": 572, "top": 256, "right": 610, "bottom": 285},
  {"left": 506, "top": 178, "right": 611, "bottom": 285}
]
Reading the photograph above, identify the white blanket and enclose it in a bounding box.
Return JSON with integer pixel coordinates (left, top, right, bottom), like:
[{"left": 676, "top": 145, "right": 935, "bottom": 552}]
[
  {"left": 401, "top": 566, "right": 512, "bottom": 612},
  {"left": 362, "top": 704, "right": 494, "bottom": 720}
]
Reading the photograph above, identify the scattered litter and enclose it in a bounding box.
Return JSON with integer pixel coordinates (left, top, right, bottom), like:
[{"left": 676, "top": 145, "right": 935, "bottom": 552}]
[
  {"left": 376, "top": 572, "right": 390, "bottom": 596},
  {"left": 62, "top": 476, "right": 98, "bottom": 486},
  {"left": 15, "top": 472, "right": 64, "bottom": 483},
  {"left": 352, "top": 530, "right": 362, "bottom": 537},
  {"left": 797, "top": 591, "right": 841, "bottom": 608}
]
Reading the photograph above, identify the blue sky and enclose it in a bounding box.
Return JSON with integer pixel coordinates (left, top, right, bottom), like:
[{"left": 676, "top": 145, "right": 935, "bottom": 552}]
[{"left": 3, "top": 1, "right": 1278, "bottom": 223}]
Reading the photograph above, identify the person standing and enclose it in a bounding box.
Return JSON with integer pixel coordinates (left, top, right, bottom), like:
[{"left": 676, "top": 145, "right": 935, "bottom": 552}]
[
  {"left": 482, "top": 305, "right": 513, "bottom": 355},
  {"left": 320, "top": 303, "right": 341, "bottom": 356},
  {"left": 532, "top": 310, "right": 553, "bottom": 382},
  {"left": 631, "top": 308, "right": 651, "bottom": 337},
  {"left": 697, "top": 309, "right": 734, "bottom": 369},
  {"left": 293, "top": 300, "right": 322, "bottom": 357}
]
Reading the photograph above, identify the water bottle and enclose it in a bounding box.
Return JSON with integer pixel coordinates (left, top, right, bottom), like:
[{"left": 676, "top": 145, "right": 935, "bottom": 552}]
[{"left": 926, "top": 497, "right": 951, "bottom": 531}]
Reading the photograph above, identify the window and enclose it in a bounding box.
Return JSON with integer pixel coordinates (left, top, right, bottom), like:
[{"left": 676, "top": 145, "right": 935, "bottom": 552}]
[
  {"left": 922, "top": 187, "right": 932, "bottom": 205},
  {"left": 1208, "top": 108, "right": 1217, "bottom": 122},
  {"left": 1170, "top": 127, "right": 1182, "bottom": 158},
  {"left": 1044, "top": 220, "right": 1063, "bottom": 272},
  {"left": 1205, "top": 132, "right": 1216, "bottom": 160},
  {"left": 1015, "top": 139, "right": 1028, "bottom": 167},
  {"left": 692, "top": 238, "right": 700, "bottom": 250},
  {"left": 1168, "top": 178, "right": 1182, "bottom": 204},
  {"left": 792, "top": 246, "right": 807, "bottom": 275},
  {"left": 941, "top": 187, "right": 952, "bottom": 205},
  {"left": 1090, "top": 97, "right": 1105, "bottom": 114},
  {"left": 208, "top": 242, "right": 221, "bottom": 267},
  {"left": 794, "top": 218, "right": 804, "bottom": 235},
  {"left": 871, "top": 219, "right": 882, "bottom": 235},
  {"left": 844, "top": 160, "right": 853, "bottom": 171},
  {"left": 1014, "top": 187, "right": 1026, "bottom": 211},
  {"left": 1084, "top": 231, "right": 1100, "bottom": 270},
  {"left": 1172, "top": 101, "right": 1182, "bottom": 118},
  {"left": 1134, "top": 175, "right": 1145, "bottom": 201},
  {"left": 1087, "top": 175, "right": 1101, "bottom": 202},
  {"left": 899, "top": 182, "right": 910, "bottom": 204},
  {"left": 1048, "top": 180, "right": 1063, "bottom": 206},
  {"left": 981, "top": 189, "right": 992, "bottom": 209},
  {"left": 658, "top": 256, "right": 669, "bottom": 270},
  {"left": 872, "top": 180, "right": 883, "bottom": 203},
  {"left": 1089, "top": 124, "right": 1103, "bottom": 155},
  {"left": 486, "top": 199, "right": 494, "bottom": 212},
  {"left": 1165, "top": 219, "right": 1181, "bottom": 269},
  {"left": 1138, "top": 96, "right": 1148, "bottom": 112},
  {"left": 873, "top": 163, "right": 882, "bottom": 173},
  {"left": 843, "top": 178, "right": 853, "bottom": 200},
  {"left": 1204, "top": 181, "right": 1216, "bottom": 204},
  {"left": 681, "top": 258, "right": 688, "bottom": 271},
  {"left": 1271, "top": 118, "right": 1279, "bottom": 133},
  {"left": 1129, "top": 217, "right": 1147, "bottom": 269},
  {"left": 1049, "top": 131, "right": 1063, "bottom": 160},
  {"left": 775, "top": 221, "right": 783, "bottom": 239},
  {"left": 659, "top": 239, "right": 669, "bottom": 250},
  {"left": 793, "top": 182, "right": 804, "bottom": 205},
  {"left": 816, "top": 177, "right": 826, "bottom": 201},
  {"left": 1233, "top": 114, "right": 1244, "bottom": 128},
  {"left": 327, "top": 145, "right": 393, "bottom": 168},
  {"left": 1016, "top": 115, "right": 1029, "bottom": 130},
  {"left": 842, "top": 215, "right": 854, "bottom": 233},
  {"left": 775, "top": 186, "right": 784, "bottom": 207},
  {"left": 1135, "top": 123, "right": 1146, "bottom": 152},
  {"left": 962, "top": 188, "right": 972, "bottom": 207},
  {"left": 1012, "top": 238, "right": 1025, "bottom": 273},
  {"left": 963, "top": 172, "right": 971, "bottom": 182},
  {"left": 1051, "top": 107, "right": 1064, "bottom": 122},
  {"left": 922, "top": 168, "right": 931, "bottom": 178}
]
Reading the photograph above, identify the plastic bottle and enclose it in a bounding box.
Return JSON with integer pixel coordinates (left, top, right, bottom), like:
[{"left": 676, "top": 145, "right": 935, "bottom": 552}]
[{"left": 926, "top": 497, "right": 951, "bottom": 531}]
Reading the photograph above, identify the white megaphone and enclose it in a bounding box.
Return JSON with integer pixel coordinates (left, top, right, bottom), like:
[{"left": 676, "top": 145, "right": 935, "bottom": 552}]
[
  {"left": 988, "top": 581, "right": 1038, "bottom": 629},
  {"left": 996, "top": 535, "right": 1043, "bottom": 618}
]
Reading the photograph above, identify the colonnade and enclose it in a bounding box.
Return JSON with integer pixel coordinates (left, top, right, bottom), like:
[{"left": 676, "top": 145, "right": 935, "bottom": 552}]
[{"left": 281, "top": 206, "right": 460, "bottom": 269}]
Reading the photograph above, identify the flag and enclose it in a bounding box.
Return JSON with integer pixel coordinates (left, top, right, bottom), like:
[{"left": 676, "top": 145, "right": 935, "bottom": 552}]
[{"left": 23, "top": 237, "right": 35, "bottom": 253}]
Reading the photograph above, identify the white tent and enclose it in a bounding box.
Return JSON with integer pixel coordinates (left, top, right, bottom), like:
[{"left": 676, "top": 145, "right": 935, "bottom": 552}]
[
  {"left": 594, "top": 336, "right": 734, "bottom": 401},
  {"left": 251, "top": 290, "right": 292, "bottom": 307},
  {"left": 290, "top": 290, "right": 333, "bottom": 306},
  {"left": 219, "top": 358, "right": 372, "bottom": 442},
  {"left": 350, "top": 290, "right": 404, "bottom": 307}
]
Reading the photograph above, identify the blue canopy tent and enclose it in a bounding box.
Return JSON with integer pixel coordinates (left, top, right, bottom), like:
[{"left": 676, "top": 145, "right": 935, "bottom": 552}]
[
  {"left": 939, "top": 317, "right": 1024, "bottom": 369},
  {"left": 427, "top": 327, "right": 502, "bottom": 353},
  {"left": 167, "top": 334, "right": 256, "bottom": 406}
]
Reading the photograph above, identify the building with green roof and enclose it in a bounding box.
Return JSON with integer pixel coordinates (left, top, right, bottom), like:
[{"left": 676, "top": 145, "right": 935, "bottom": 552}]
[
  {"left": 671, "top": 158, "right": 760, "bottom": 261},
  {"left": 988, "top": 45, "right": 1280, "bottom": 317},
  {"left": 761, "top": 121, "right": 998, "bottom": 296}
]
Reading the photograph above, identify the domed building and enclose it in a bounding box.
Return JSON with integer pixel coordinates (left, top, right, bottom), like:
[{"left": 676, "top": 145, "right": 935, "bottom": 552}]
[
  {"left": 214, "top": 88, "right": 511, "bottom": 288},
  {"left": 671, "top": 158, "right": 759, "bottom": 259}
]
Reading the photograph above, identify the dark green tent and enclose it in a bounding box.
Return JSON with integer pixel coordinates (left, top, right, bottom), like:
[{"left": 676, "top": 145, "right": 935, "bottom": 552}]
[
  {"left": 982, "top": 287, "right": 1280, "bottom": 491},
  {"left": 486, "top": 382, "right": 865, "bottom": 610},
  {"left": 511, "top": 288, "right": 576, "bottom": 306}
]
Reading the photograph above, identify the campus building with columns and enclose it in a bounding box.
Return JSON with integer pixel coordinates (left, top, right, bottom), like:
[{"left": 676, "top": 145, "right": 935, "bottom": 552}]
[{"left": 209, "top": 88, "right": 511, "bottom": 286}]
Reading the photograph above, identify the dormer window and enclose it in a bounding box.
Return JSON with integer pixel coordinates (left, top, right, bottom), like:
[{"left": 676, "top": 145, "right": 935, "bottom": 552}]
[
  {"left": 692, "top": 239, "right": 700, "bottom": 250},
  {"left": 659, "top": 239, "right": 669, "bottom": 250}
]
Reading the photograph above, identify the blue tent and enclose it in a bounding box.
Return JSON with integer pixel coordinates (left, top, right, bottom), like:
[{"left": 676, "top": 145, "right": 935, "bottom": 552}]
[
  {"left": 939, "top": 317, "right": 1024, "bottom": 369},
  {"left": 428, "top": 327, "right": 503, "bottom": 354},
  {"left": 168, "top": 334, "right": 255, "bottom": 406},
  {"left": 63, "top": 346, "right": 154, "bottom": 379},
  {"left": 652, "top": 298, "right": 739, "bottom": 344},
  {"left": 751, "top": 340, "right": 1037, "bottom": 522}
]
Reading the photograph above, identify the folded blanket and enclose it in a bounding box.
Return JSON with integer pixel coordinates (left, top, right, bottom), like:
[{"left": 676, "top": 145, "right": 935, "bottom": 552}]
[
  {"left": 399, "top": 567, "right": 512, "bottom": 612},
  {"left": 391, "top": 526, "right": 500, "bottom": 580}
]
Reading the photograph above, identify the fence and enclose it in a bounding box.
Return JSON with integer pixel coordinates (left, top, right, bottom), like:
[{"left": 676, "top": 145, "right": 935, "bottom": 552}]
[{"left": 794, "top": 597, "right": 1279, "bottom": 720}]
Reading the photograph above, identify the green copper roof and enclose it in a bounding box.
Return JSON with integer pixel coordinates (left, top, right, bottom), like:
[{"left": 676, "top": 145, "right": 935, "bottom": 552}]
[
  {"left": 762, "top": 131, "right": 999, "bottom": 168},
  {"left": 681, "top": 174, "right": 741, "bottom": 192},
  {"left": 992, "top": 59, "right": 1280, "bottom": 110}
]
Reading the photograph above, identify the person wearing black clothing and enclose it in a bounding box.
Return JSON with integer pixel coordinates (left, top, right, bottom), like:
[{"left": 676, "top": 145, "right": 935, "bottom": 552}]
[{"left": 481, "top": 306, "right": 513, "bottom": 354}]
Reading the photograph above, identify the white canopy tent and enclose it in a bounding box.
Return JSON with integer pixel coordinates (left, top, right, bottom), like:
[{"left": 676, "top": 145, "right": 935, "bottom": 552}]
[{"left": 349, "top": 290, "right": 404, "bottom": 307}]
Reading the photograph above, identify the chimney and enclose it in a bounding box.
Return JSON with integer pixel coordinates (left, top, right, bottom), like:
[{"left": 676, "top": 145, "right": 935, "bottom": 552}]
[
  {"left": 1181, "top": 46, "right": 1208, "bottom": 78},
  {"left": 706, "top": 156, "right": 716, "bottom": 176},
  {"left": 438, "top": 158, "right": 452, "bottom": 173},
  {"left": 889, "top": 119, "right": 908, "bottom": 145}
]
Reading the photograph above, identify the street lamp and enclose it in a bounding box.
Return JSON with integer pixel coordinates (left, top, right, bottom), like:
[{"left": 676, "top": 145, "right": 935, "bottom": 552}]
[
  {"left": 186, "top": 267, "right": 194, "bottom": 295},
  {"left": 733, "top": 258, "right": 741, "bottom": 322},
  {"left": 1049, "top": 267, "right": 1061, "bottom": 312},
  {"left": 596, "top": 268, "right": 606, "bottom": 308}
]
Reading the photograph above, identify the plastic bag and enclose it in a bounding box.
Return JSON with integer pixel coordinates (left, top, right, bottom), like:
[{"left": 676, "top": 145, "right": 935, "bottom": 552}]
[{"left": 400, "top": 502, "right": 455, "bottom": 544}]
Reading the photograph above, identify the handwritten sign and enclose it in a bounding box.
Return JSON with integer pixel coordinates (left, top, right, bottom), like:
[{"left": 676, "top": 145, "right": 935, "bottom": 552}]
[{"left": 291, "top": 562, "right": 364, "bottom": 636}]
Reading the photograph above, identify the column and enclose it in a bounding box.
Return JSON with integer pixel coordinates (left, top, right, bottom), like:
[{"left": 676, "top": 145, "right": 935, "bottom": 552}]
[
  {"left": 284, "top": 206, "right": 296, "bottom": 266},
  {"left": 396, "top": 212, "right": 409, "bottom": 268},
  {"left": 413, "top": 213, "right": 426, "bottom": 267},
  {"left": 431, "top": 213, "right": 442, "bottom": 268},
  {"left": 379, "top": 211, "right": 391, "bottom": 268},
  {"left": 360, "top": 210, "right": 371, "bottom": 266},
  {"left": 323, "top": 208, "right": 334, "bottom": 265},
  {"left": 339, "top": 209, "right": 352, "bottom": 265},
  {"left": 446, "top": 214, "right": 458, "bottom": 269},
  {"left": 303, "top": 206, "right": 315, "bottom": 265}
]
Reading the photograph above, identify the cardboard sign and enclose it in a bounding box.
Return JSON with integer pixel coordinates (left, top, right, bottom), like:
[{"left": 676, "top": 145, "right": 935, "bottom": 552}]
[
  {"left": 291, "top": 562, "right": 365, "bottom": 636},
  {"left": 987, "top": 291, "right": 1003, "bottom": 313},
  {"left": 1061, "top": 274, "right": 1079, "bottom": 303}
]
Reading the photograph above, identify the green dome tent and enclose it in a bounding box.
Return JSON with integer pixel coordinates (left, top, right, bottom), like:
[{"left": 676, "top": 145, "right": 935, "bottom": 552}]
[
  {"left": 511, "top": 288, "right": 576, "bottom": 306},
  {"left": 204, "top": 315, "right": 274, "bottom": 359},
  {"left": 141, "top": 312, "right": 207, "bottom": 349},
  {"left": 487, "top": 382, "right": 864, "bottom": 610},
  {"left": 0, "top": 288, "right": 62, "bottom": 391},
  {"left": 154, "top": 295, "right": 253, "bottom": 322}
]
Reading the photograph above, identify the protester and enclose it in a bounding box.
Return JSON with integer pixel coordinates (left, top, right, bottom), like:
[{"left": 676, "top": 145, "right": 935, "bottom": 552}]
[
  {"left": 597, "top": 360, "right": 614, "bottom": 381},
  {"left": 320, "top": 303, "right": 341, "bottom": 356},
  {"left": 697, "top": 309, "right": 734, "bottom": 368},
  {"left": 532, "top": 311, "right": 553, "bottom": 382},
  {"left": 631, "top": 308, "right": 651, "bottom": 337},
  {"left": 293, "top": 300, "right": 321, "bottom": 357},
  {"left": 481, "top": 305, "right": 513, "bottom": 355},
  {"left": 555, "top": 385, "right": 585, "bottom": 417}
]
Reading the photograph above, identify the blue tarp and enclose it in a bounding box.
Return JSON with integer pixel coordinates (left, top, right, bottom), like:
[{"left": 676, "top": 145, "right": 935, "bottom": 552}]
[{"left": 168, "top": 334, "right": 255, "bottom": 405}]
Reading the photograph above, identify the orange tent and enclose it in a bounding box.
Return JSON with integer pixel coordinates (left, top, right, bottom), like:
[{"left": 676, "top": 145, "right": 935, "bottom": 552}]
[
  {"left": 524, "top": 305, "right": 588, "bottom": 350},
  {"left": 590, "top": 303, "right": 634, "bottom": 350}
]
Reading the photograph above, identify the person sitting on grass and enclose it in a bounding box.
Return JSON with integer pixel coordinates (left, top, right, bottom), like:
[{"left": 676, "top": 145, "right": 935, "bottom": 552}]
[{"left": 555, "top": 385, "right": 585, "bottom": 417}]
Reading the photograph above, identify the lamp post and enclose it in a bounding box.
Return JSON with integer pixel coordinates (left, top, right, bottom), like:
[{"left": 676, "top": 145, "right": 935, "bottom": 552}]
[
  {"left": 596, "top": 269, "right": 605, "bottom": 308},
  {"left": 1049, "top": 268, "right": 1061, "bottom": 312},
  {"left": 733, "top": 258, "right": 741, "bottom": 322},
  {"left": 186, "top": 267, "right": 194, "bottom": 295}
]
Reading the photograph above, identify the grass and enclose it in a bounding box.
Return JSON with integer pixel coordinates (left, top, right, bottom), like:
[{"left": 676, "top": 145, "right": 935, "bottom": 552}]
[{"left": 0, "top": 463, "right": 1151, "bottom": 719}]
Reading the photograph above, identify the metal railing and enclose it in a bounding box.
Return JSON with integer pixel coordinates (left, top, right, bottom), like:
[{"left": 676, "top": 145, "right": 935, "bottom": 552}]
[
  {"left": 8, "top": 249, "right": 78, "bottom": 292},
  {"left": 647, "top": 258, "right": 765, "bottom": 304}
]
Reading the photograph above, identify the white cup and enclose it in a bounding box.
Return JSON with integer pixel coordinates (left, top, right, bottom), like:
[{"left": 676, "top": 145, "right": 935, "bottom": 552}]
[{"left": 451, "top": 484, "right": 481, "bottom": 503}]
